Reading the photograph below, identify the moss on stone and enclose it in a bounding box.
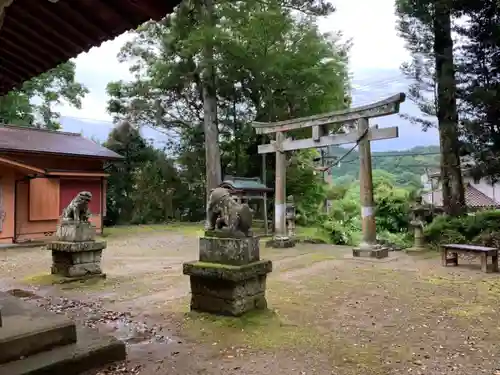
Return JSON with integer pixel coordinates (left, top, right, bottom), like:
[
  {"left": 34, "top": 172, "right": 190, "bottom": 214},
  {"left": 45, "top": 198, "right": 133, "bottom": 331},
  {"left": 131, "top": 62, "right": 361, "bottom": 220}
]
[
  {"left": 182, "top": 309, "right": 324, "bottom": 350},
  {"left": 194, "top": 261, "right": 240, "bottom": 269},
  {"left": 22, "top": 273, "right": 67, "bottom": 285},
  {"left": 183, "top": 260, "right": 272, "bottom": 282},
  {"left": 22, "top": 273, "right": 107, "bottom": 288}
]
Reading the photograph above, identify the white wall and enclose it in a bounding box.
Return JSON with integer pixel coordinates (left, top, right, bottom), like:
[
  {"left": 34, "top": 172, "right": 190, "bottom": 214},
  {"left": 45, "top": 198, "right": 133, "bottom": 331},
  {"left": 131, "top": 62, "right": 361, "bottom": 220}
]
[{"left": 420, "top": 175, "right": 500, "bottom": 204}]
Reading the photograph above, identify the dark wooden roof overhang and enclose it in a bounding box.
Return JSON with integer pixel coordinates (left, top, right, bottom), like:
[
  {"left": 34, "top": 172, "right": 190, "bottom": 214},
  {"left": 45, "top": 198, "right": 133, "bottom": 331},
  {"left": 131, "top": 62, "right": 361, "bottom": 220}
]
[{"left": 0, "top": 0, "right": 181, "bottom": 95}]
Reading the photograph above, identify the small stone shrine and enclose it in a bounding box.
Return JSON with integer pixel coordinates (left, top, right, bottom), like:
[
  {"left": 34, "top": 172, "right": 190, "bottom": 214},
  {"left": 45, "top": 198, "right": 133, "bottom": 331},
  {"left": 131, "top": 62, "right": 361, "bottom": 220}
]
[
  {"left": 183, "top": 187, "right": 273, "bottom": 316},
  {"left": 47, "top": 191, "right": 106, "bottom": 280}
]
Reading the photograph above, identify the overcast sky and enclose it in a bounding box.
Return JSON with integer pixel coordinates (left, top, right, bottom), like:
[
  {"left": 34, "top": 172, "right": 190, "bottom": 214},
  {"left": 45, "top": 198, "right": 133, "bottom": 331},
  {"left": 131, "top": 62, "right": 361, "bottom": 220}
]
[{"left": 56, "top": 0, "right": 410, "bottom": 122}]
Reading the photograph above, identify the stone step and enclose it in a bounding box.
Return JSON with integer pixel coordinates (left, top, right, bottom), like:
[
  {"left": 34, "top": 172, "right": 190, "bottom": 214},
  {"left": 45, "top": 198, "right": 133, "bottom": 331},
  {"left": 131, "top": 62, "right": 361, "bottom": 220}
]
[
  {"left": 0, "top": 294, "right": 77, "bottom": 364},
  {"left": 0, "top": 325, "right": 126, "bottom": 375}
]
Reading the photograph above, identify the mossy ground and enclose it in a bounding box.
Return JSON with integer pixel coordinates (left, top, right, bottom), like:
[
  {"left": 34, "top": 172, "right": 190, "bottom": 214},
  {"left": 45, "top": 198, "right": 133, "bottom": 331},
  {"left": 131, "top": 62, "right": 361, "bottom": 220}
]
[{"left": 2, "top": 224, "right": 500, "bottom": 374}]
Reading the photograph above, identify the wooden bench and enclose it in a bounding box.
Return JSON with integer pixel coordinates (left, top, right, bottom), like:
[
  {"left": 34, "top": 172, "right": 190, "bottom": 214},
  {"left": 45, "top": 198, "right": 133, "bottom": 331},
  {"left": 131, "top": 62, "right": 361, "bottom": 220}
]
[{"left": 441, "top": 244, "right": 499, "bottom": 273}]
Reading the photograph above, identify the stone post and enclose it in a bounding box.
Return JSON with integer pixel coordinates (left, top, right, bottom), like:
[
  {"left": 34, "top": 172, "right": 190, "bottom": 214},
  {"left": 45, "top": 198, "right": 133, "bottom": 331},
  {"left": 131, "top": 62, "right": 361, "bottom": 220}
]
[{"left": 352, "top": 118, "right": 389, "bottom": 259}]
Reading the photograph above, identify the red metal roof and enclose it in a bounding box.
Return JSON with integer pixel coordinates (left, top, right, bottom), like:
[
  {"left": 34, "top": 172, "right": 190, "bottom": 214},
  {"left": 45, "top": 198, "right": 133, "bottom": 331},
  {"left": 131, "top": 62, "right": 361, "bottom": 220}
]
[
  {"left": 0, "top": 125, "right": 122, "bottom": 160},
  {"left": 422, "top": 183, "right": 500, "bottom": 208},
  {"left": 0, "top": 0, "right": 180, "bottom": 95}
]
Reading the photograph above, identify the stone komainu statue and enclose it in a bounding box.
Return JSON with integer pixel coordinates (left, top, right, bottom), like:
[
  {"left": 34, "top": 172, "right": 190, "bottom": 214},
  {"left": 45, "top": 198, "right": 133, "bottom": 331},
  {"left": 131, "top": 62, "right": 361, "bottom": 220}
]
[
  {"left": 206, "top": 187, "right": 253, "bottom": 237},
  {"left": 61, "top": 191, "right": 92, "bottom": 223}
]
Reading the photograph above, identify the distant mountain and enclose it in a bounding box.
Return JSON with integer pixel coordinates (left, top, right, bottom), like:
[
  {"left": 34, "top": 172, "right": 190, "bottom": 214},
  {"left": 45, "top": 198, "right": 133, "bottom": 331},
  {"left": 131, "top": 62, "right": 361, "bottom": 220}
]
[
  {"left": 59, "top": 117, "right": 171, "bottom": 148},
  {"left": 61, "top": 112, "right": 438, "bottom": 153},
  {"left": 326, "top": 145, "right": 441, "bottom": 186}
]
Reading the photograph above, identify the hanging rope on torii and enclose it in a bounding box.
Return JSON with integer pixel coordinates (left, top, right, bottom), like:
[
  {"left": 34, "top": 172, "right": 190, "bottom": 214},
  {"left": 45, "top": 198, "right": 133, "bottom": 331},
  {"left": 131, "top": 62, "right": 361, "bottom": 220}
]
[{"left": 251, "top": 93, "right": 406, "bottom": 257}]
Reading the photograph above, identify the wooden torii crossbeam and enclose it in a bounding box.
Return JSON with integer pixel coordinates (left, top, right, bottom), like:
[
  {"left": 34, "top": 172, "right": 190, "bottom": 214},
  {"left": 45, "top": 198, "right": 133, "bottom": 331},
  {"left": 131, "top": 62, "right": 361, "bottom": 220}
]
[{"left": 252, "top": 93, "right": 406, "bottom": 255}]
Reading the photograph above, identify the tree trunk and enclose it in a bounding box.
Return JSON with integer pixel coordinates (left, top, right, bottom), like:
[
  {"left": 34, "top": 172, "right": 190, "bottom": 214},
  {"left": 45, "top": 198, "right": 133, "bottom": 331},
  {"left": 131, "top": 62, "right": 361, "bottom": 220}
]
[
  {"left": 433, "top": 0, "right": 465, "bottom": 216},
  {"left": 201, "top": 0, "right": 222, "bottom": 196}
]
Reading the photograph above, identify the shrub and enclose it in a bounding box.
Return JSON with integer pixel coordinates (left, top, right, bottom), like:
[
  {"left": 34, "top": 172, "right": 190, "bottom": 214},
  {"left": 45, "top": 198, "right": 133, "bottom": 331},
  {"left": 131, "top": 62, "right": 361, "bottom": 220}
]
[
  {"left": 472, "top": 230, "right": 500, "bottom": 247},
  {"left": 424, "top": 210, "right": 500, "bottom": 246},
  {"left": 377, "top": 230, "right": 413, "bottom": 249}
]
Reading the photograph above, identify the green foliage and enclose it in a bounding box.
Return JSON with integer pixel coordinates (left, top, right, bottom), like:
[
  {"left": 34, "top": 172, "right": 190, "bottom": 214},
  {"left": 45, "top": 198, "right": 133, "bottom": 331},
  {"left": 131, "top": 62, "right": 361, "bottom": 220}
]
[
  {"left": 456, "top": 1, "right": 500, "bottom": 181},
  {"left": 287, "top": 149, "right": 327, "bottom": 226},
  {"left": 327, "top": 145, "right": 440, "bottom": 188},
  {"left": 372, "top": 171, "right": 412, "bottom": 233},
  {"left": 396, "top": 0, "right": 467, "bottom": 216},
  {"left": 424, "top": 210, "right": 500, "bottom": 246},
  {"left": 0, "top": 62, "right": 88, "bottom": 130},
  {"left": 377, "top": 230, "right": 413, "bottom": 249},
  {"left": 105, "top": 0, "right": 349, "bottom": 224},
  {"left": 104, "top": 122, "right": 155, "bottom": 225},
  {"left": 320, "top": 170, "right": 414, "bottom": 245},
  {"left": 130, "top": 148, "right": 182, "bottom": 224}
]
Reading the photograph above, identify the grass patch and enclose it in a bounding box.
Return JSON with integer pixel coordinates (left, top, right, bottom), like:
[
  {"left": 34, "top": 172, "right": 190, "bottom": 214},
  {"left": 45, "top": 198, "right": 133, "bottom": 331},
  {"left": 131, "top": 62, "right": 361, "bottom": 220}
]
[
  {"left": 296, "top": 226, "right": 332, "bottom": 244},
  {"left": 21, "top": 273, "right": 142, "bottom": 294},
  {"left": 278, "top": 252, "right": 340, "bottom": 273},
  {"left": 22, "top": 273, "right": 113, "bottom": 289},
  {"left": 101, "top": 223, "right": 203, "bottom": 238},
  {"left": 22, "top": 273, "right": 73, "bottom": 285},
  {"left": 182, "top": 308, "right": 392, "bottom": 373},
  {"left": 182, "top": 309, "right": 324, "bottom": 350},
  {"left": 448, "top": 303, "right": 494, "bottom": 319}
]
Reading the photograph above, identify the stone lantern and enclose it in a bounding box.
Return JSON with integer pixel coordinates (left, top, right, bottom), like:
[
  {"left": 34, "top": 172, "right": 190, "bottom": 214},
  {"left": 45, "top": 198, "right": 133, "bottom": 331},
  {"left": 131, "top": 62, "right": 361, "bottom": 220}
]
[
  {"left": 407, "top": 196, "right": 431, "bottom": 253},
  {"left": 285, "top": 195, "right": 296, "bottom": 238}
]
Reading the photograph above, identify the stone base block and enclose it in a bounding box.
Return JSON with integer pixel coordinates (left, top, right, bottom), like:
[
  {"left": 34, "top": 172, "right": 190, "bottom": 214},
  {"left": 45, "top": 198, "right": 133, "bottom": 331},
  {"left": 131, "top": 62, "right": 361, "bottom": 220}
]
[
  {"left": 51, "top": 249, "right": 103, "bottom": 278},
  {"left": 353, "top": 245, "right": 389, "bottom": 259},
  {"left": 0, "top": 326, "right": 126, "bottom": 375},
  {"left": 199, "top": 236, "right": 259, "bottom": 265},
  {"left": 0, "top": 292, "right": 125, "bottom": 375},
  {"left": 204, "top": 229, "right": 253, "bottom": 239},
  {"left": 183, "top": 260, "right": 272, "bottom": 282},
  {"left": 55, "top": 222, "right": 96, "bottom": 242},
  {"left": 47, "top": 240, "right": 106, "bottom": 252},
  {"left": 183, "top": 260, "right": 272, "bottom": 316},
  {"left": 0, "top": 316, "right": 76, "bottom": 365},
  {"left": 265, "top": 237, "right": 296, "bottom": 248},
  {"left": 191, "top": 292, "right": 267, "bottom": 317}
]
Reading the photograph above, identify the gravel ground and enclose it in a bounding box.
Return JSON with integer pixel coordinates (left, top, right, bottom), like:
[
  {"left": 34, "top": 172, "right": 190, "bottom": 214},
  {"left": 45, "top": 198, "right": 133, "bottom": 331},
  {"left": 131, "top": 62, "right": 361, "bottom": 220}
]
[{"left": 2, "top": 227, "right": 500, "bottom": 374}]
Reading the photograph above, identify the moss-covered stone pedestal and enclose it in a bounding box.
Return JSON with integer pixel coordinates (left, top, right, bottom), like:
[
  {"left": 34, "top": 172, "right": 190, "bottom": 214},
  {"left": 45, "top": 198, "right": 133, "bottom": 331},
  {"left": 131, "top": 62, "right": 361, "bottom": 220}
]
[
  {"left": 183, "top": 236, "right": 272, "bottom": 316},
  {"left": 265, "top": 236, "right": 296, "bottom": 249},
  {"left": 405, "top": 225, "right": 427, "bottom": 254},
  {"left": 353, "top": 243, "right": 389, "bottom": 259},
  {"left": 46, "top": 222, "right": 106, "bottom": 281}
]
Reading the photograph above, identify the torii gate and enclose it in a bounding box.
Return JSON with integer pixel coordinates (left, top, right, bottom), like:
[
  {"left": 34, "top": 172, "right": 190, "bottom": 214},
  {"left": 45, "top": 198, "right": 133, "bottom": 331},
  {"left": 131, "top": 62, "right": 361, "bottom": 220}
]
[{"left": 251, "top": 93, "right": 406, "bottom": 257}]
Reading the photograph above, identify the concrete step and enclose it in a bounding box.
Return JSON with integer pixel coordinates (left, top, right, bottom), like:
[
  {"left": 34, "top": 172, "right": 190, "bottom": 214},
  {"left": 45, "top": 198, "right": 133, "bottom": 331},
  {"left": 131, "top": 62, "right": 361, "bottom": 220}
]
[
  {"left": 0, "top": 294, "right": 77, "bottom": 364},
  {"left": 0, "top": 325, "right": 126, "bottom": 375}
]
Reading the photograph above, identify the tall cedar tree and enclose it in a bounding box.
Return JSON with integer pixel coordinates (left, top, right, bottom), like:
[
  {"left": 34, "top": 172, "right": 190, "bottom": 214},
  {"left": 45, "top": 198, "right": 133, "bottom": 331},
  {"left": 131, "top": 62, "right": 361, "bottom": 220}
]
[
  {"left": 106, "top": 0, "right": 349, "bottom": 221},
  {"left": 456, "top": 1, "right": 500, "bottom": 181},
  {"left": 397, "top": 0, "right": 465, "bottom": 216}
]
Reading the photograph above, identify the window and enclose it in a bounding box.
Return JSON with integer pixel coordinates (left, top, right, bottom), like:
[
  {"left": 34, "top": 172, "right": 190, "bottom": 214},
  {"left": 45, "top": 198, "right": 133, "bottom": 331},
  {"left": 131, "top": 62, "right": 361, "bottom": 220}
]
[{"left": 29, "top": 178, "right": 60, "bottom": 221}]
